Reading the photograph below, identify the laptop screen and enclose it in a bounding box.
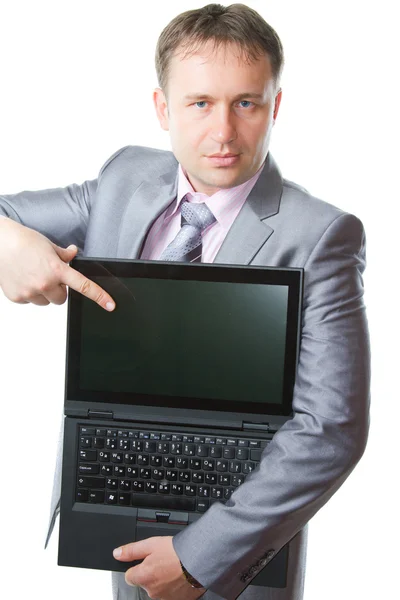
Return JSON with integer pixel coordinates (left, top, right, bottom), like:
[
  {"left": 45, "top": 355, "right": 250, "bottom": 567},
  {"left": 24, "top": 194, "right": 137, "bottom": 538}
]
[{"left": 66, "top": 259, "right": 303, "bottom": 416}]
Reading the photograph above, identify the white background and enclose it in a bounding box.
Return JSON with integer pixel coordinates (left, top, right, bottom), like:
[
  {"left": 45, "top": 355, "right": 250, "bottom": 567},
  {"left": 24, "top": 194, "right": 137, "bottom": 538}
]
[{"left": 0, "top": 1, "right": 398, "bottom": 598}]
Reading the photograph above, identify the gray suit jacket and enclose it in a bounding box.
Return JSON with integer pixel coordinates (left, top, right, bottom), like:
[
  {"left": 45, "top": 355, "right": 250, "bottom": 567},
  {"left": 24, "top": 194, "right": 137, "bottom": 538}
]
[{"left": 0, "top": 145, "right": 370, "bottom": 599}]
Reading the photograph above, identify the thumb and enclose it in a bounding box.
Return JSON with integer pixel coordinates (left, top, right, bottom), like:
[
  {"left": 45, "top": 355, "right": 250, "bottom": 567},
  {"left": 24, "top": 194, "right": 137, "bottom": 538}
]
[
  {"left": 113, "top": 538, "right": 156, "bottom": 562},
  {"left": 54, "top": 243, "right": 79, "bottom": 263}
]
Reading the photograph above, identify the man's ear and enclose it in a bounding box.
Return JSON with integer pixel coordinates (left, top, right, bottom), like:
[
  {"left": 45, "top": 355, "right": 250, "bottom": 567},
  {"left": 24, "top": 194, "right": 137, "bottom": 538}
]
[
  {"left": 153, "top": 88, "right": 169, "bottom": 131},
  {"left": 273, "top": 88, "right": 283, "bottom": 123}
]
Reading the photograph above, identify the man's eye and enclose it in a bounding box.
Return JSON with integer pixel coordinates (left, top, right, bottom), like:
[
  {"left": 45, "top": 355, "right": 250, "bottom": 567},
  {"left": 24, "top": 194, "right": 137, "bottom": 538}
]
[
  {"left": 238, "top": 101, "right": 253, "bottom": 108},
  {"left": 194, "top": 101, "right": 208, "bottom": 108}
]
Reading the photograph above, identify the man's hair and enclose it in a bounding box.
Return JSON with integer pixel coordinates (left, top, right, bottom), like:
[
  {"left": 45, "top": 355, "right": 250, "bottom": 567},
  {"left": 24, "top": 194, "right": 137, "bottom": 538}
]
[{"left": 155, "top": 3, "right": 284, "bottom": 99}]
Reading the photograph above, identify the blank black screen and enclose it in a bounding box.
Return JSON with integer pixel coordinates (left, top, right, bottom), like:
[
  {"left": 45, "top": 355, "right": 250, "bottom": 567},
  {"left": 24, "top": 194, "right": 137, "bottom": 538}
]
[{"left": 79, "top": 277, "right": 288, "bottom": 405}]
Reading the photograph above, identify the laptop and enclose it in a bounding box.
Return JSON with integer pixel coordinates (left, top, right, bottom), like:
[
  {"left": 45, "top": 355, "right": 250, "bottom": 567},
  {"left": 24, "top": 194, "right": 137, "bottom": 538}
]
[{"left": 58, "top": 258, "right": 303, "bottom": 588}]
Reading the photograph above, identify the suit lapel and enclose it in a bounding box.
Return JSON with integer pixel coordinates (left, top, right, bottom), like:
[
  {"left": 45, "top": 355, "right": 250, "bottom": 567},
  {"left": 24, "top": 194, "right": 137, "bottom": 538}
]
[
  {"left": 116, "top": 164, "right": 179, "bottom": 258},
  {"left": 214, "top": 152, "right": 283, "bottom": 265}
]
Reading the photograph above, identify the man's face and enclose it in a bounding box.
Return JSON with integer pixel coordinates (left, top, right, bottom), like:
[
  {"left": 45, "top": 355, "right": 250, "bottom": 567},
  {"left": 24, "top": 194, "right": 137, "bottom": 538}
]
[{"left": 154, "top": 41, "right": 282, "bottom": 195}]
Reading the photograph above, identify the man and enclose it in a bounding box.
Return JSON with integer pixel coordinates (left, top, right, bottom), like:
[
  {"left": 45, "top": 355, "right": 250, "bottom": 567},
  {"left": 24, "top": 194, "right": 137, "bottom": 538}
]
[{"left": 0, "top": 3, "right": 370, "bottom": 600}]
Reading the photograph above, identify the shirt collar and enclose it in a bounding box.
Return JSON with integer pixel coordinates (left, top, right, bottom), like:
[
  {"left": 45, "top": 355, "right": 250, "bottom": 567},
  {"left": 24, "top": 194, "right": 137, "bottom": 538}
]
[{"left": 173, "top": 159, "right": 266, "bottom": 226}]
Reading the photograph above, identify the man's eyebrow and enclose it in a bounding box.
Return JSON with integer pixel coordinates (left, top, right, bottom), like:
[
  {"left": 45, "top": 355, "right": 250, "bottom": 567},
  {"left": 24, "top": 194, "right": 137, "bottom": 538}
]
[{"left": 183, "top": 92, "right": 265, "bottom": 102}]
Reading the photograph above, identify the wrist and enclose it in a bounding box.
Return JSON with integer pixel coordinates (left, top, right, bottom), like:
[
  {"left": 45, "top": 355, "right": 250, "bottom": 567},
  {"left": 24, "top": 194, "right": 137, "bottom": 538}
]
[{"left": 180, "top": 560, "right": 204, "bottom": 589}]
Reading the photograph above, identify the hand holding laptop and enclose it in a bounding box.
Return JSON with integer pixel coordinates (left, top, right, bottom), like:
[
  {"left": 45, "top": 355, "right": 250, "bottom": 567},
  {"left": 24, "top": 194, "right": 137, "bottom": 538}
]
[
  {"left": 113, "top": 536, "right": 206, "bottom": 600},
  {"left": 0, "top": 216, "right": 115, "bottom": 311}
]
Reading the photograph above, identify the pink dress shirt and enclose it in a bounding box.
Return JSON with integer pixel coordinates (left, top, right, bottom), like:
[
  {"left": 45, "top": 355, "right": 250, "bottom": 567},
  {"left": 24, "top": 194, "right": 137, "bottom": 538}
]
[{"left": 140, "top": 160, "right": 265, "bottom": 262}]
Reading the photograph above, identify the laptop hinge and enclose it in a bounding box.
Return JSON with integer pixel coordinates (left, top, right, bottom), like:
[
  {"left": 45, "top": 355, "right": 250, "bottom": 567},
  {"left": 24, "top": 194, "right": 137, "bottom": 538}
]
[
  {"left": 88, "top": 410, "right": 114, "bottom": 420},
  {"left": 243, "top": 421, "right": 277, "bottom": 433}
]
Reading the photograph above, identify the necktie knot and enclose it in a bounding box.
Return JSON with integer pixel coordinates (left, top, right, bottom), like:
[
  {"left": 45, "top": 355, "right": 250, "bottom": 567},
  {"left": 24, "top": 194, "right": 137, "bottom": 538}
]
[
  {"left": 159, "top": 198, "right": 216, "bottom": 262},
  {"left": 180, "top": 200, "right": 216, "bottom": 231}
]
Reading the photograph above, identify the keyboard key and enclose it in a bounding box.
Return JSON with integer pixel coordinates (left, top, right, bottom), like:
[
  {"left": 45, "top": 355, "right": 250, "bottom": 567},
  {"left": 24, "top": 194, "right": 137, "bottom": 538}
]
[
  {"left": 243, "top": 462, "right": 256, "bottom": 474},
  {"left": 152, "top": 468, "right": 165, "bottom": 480},
  {"left": 198, "top": 486, "right": 210, "bottom": 498},
  {"left": 119, "top": 493, "right": 131, "bottom": 506},
  {"left": 79, "top": 450, "right": 97, "bottom": 462},
  {"left": 196, "top": 444, "right": 208, "bottom": 457},
  {"left": 211, "top": 487, "right": 223, "bottom": 499},
  {"left": 223, "top": 447, "right": 235, "bottom": 459},
  {"left": 229, "top": 461, "right": 241, "bottom": 473},
  {"left": 196, "top": 499, "right": 209, "bottom": 512},
  {"left": 166, "top": 470, "right": 178, "bottom": 481},
  {"left": 111, "top": 452, "right": 123, "bottom": 464},
  {"left": 132, "top": 440, "right": 144, "bottom": 451},
  {"left": 106, "top": 438, "right": 117, "bottom": 449},
  {"left": 119, "top": 480, "right": 131, "bottom": 491},
  {"left": 106, "top": 478, "right": 118, "bottom": 490},
  {"left": 151, "top": 455, "right": 163, "bottom": 467},
  {"left": 113, "top": 465, "right": 125, "bottom": 476},
  {"left": 127, "top": 467, "right": 139, "bottom": 478},
  {"left": 79, "top": 464, "right": 100, "bottom": 475},
  {"left": 227, "top": 439, "right": 237, "bottom": 446},
  {"left": 78, "top": 476, "right": 105, "bottom": 489},
  {"left": 171, "top": 484, "right": 183, "bottom": 495},
  {"left": 80, "top": 437, "right": 92, "bottom": 448},
  {"left": 80, "top": 427, "right": 96, "bottom": 436},
  {"left": 238, "top": 439, "right": 249, "bottom": 447},
  {"left": 96, "top": 428, "right": 107, "bottom": 436},
  {"left": 249, "top": 440, "right": 260, "bottom": 448},
  {"left": 190, "top": 459, "right": 202, "bottom": 470},
  {"left": 158, "top": 483, "right": 170, "bottom": 494},
  {"left": 145, "top": 481, "right": 157, "bottom": 493},
  {"left": 124, "top": 453, "right": 136, "bottom": 465},
  {"left": 98, "top": 451, "right": 110, "bottom": 462},
  {"left": 118, "top": 439, "right": 130, "bottom": 451},
  {"left": 88, "top": 490, "right": 105, "bottom": 503},
  {"left": 106, "top": 492, "right": 118, "bottom": 504},
  {"left": 202, "top": 459, "right": 215, "bottom": 471},
  {"left": 93, "top": 437, "right": 105, "bottom": 449},
  {"left": 101, "top": 465, "right": 112, "bottom": 475},
  {"left": 205, "top": 473, "right": 217, "bottom": 485},
  {"left": 218, "top": 474, "right": 230, "bottom": 486},
  {"left": 216, "top": 460, "right": 228, "bottom": 472},
  {"left": 232, "top": 474, "right": 245, "bottom": 487},
  {"left": 163, "top": 456, "right": 175, "bottom": 468},
  {"left": 131, "top": 480, "right": 144, "bottom": 492},
  {"left": 137, "top": 454, "right": 149, "bottom": 466},
  {"left": 144, "top": 441, "right": 156, "bottom": 453},
  {"left": 185, "top": 484, "right": 197, "bottom": 496},
  {"left": 76, "top": 489, "right": 88, "bottom": 502},
  {"left": 236, "top": 448, "right": 249, "bottom": 460},
  {"left": 171, "top": 442, "right": 182, "bottom": 455},
  {"left": 176, "top": 457, "right": 188, "bottom": 469},
  {"left": 250, "top": 449, "right": 262, "bottom": 461},
  {"left": 192, "top": 472, "right": 204, "bottom": 483},
  {"left": 209, "top": 446, "right": 222, "bottom": 458},
  {"left": 184, "top": 444, "right": 195, "bottom": 456}
]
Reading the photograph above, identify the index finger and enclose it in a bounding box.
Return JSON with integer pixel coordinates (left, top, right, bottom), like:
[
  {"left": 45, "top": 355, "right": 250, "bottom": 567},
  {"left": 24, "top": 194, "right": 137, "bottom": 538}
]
[{"left": 62, "top": 264, "right": 115, "bottom": 311}]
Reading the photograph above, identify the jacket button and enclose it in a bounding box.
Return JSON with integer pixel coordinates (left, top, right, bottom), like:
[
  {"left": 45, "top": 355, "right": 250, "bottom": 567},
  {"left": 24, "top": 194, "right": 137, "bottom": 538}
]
[
  {"left": 259, "top": 558, "right": 268, "bottom": 567},
  {"left": 266, "top": 550, "right": 275, "bottom": 560}
]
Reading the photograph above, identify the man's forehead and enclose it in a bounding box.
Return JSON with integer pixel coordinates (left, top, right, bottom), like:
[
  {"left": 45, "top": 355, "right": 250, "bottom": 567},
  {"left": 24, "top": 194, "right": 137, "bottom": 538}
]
[{"left": 171, "top": 40, "right": 270, "bottom": 70}]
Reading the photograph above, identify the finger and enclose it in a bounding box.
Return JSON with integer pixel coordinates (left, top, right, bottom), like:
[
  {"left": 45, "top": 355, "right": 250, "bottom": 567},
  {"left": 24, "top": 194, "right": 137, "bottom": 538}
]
[
  {"left": 113, "top": 539, "right": 154, "bottom": 562},
  {"left": 53, "top": 243, "right": 79, "bottom": 264},
  {"left": 61, "top": 264, "right": 116, "bottom": 311},
  {"left": 29, "top": 295, "right": 51, "bottom": 306}
]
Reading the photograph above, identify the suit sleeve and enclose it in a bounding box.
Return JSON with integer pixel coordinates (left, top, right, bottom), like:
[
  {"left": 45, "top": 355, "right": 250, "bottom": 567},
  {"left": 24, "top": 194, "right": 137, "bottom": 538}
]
[
  {"left": 0, "top": 146, "right": 129, "bottom": 250},
  {"left": 172, "top": 212, "right": 371, "bottom": 599}
]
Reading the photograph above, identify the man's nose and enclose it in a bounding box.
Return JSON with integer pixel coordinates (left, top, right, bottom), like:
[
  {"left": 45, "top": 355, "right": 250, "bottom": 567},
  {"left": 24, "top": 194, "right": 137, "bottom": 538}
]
[{"left": 210, "top": 107, "right": 238, "bottom": 144}]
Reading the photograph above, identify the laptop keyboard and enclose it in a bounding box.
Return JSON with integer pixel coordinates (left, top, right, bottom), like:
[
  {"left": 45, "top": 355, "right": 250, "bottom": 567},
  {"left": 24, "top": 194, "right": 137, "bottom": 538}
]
[{"left": 76, "top": 425, "right": 269, "bottom": 513}]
